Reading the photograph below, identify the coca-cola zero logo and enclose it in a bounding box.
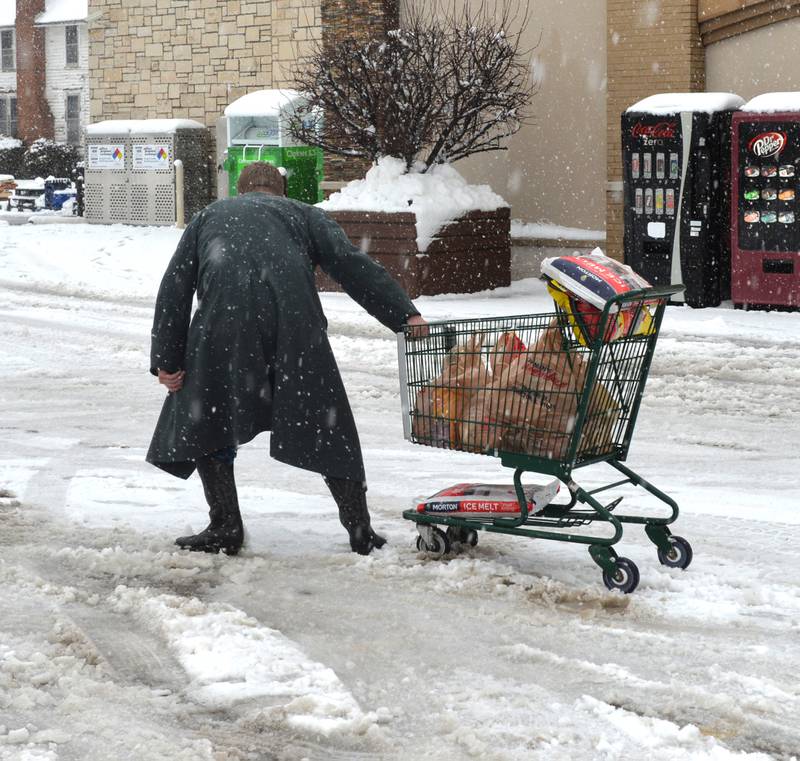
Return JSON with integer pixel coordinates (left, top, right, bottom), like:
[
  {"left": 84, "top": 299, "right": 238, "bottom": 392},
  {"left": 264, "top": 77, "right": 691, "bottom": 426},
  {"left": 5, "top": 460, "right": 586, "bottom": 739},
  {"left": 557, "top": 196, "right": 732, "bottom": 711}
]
[
  {"left": 631, "top": 121, "right": 677, "bottom": 140},
  {"left": 749, "top": 131, "right": 787, "bottom": 158}
]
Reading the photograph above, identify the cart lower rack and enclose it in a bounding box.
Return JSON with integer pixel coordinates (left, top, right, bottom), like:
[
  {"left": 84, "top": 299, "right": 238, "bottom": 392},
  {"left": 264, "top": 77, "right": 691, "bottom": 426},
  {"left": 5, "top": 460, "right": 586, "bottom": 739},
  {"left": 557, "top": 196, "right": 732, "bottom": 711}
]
[{"left": 398, "top": 285, "right": 691, "bottom": 593}]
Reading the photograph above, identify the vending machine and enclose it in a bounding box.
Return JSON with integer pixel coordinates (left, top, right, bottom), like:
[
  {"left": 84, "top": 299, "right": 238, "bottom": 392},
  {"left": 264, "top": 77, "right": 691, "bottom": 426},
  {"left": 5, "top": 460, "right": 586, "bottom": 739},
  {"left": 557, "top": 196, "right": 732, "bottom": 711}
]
[
  {"left": 731, "top": 93, "right": 800, "bottom": 309},
  {"left": 622, "top": 93, "right": 744, "bottom": 307}
]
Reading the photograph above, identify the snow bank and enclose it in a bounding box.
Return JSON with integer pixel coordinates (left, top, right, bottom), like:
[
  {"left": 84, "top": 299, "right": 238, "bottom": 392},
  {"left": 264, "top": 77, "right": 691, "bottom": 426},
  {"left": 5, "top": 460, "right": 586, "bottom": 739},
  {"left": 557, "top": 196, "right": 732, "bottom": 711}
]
[
  {"left": 36, "top": 0, "right": 88, "bottom": 25},
  {"left": 319, "top": 157, "right": 508, "bottom": 252},
  {"left": 0, "top": 224, "right": 182, "bottom": 301},
  {"left": 224, "top": 89, "right": 302, "bottom": 117},
  {"left": 511, "top": 220, "right": 606, "bottom": 241},
  {"left": 627, "top": 93, "right": 744, "bottom": 114},
  {"left": 741, "top": 92, "right": 800, "bottom": 114},
  {"left": 0, "top": 137, "right": 22, "bottom": 150},
  {"left": 110, "top": 587, "right": 380, "bottom": 737},
  {"left": 86, "top": 120, "right": 206, "bottom": 135}
]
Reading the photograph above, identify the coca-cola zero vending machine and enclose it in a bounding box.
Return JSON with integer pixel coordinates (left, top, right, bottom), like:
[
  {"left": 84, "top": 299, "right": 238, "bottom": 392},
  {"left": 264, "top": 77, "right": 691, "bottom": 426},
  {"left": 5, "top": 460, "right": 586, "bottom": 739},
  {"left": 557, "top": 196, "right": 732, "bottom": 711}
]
[
  {"left": 731, "top": 94, "right": 800, "bottom": 309},
  {"left": 622, "top": 93, "right": 744, "bottom": 307}
]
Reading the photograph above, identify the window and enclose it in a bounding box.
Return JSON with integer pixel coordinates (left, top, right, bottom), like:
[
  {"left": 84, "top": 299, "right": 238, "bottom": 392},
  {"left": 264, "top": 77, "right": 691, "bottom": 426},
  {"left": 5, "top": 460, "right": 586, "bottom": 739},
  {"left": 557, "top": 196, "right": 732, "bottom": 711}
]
[
  {"left": 65, "top": 25, "right": 78, "bottom": 67},
  {"left": 0, "top": 95, "right": 16, "bottom": 137},
  {"left": 1, "top": 29, "right": 15, "bottom": 72},
  {"left": 66, "top": 94, "right": 81, "bottom": 145}
]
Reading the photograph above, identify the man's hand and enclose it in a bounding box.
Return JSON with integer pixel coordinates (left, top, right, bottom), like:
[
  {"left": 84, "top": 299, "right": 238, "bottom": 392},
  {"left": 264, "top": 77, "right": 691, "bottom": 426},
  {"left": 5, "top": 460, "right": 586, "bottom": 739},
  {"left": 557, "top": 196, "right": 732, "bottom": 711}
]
[
  {"left": 406, "top": 314, "right": 429, "bottom": 339},
  {"left": 158, "top": 369, "right": 185, "bottom": 393}
]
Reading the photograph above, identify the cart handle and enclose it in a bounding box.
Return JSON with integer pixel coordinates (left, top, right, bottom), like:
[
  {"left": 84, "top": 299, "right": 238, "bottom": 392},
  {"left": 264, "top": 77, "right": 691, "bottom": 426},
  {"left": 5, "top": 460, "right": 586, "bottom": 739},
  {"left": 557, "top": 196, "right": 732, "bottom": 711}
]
[{"left": 603, "top": 284, "right": 684, "bottom": 308}]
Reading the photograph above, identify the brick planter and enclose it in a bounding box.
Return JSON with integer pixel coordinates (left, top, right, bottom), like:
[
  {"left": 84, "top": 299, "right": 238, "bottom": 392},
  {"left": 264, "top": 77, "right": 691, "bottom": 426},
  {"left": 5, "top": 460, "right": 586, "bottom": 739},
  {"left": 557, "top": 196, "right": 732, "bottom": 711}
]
[{"left": 317, "top": 207, "right": 511, "bottom": 298}]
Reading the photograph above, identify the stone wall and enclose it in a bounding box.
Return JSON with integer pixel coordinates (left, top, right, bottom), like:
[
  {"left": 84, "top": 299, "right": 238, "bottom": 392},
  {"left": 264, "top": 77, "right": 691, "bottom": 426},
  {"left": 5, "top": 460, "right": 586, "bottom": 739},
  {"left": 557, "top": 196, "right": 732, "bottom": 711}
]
[
  {"left": 320, "top": 0, "right": 399, "bottom": 181},
  {"left": 87, "top": 0, "right": 321, "bottom": 128}
]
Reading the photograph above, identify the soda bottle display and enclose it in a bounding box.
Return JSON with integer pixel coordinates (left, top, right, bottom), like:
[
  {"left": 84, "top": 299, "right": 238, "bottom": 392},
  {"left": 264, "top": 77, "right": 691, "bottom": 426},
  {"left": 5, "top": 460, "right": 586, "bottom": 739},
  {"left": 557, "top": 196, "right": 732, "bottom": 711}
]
[
  {"left": 644, "top": 187, "right": 654, "bottom": 214},
  {"left": 632, "top": 153, "right": 640, "bottom": 179},
  {"left": 669, "top": 153, "right": 679, "bottom": 179},
  {"left": 643, "top": 153, "right": 652, "bottom": 179},
  {"left": 655, "top": 188, "right": 664, "bottom": 215},
  {"left": 656, "top": 153, "right": 665, "bottom": 179},
  {"left": 666, "top": 188, "right": 675, "bottom": 216},
  {"left": 635, "top": 187, "right": 643, "bottom": 214}
]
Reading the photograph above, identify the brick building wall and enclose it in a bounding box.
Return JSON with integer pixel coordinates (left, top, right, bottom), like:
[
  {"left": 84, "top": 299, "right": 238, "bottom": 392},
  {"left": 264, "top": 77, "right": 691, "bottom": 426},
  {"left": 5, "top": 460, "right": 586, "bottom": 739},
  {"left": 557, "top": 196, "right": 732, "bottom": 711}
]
[
  {"left": 606, "top": 0, "right": 705, "bottom": 259},
  {"left": 87, "top": 0, "right": 321, "bottom": 129},
  {"left": 16, "top": 0, "right": 54, "bottom": 142}
]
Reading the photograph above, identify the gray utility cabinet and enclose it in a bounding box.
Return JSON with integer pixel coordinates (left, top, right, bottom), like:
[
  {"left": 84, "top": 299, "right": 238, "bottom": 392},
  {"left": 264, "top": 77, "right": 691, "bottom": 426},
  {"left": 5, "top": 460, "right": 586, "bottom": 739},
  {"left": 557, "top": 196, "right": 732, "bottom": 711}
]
[{"left": 84, "top": 120, "right": 213, "bottom": 226}]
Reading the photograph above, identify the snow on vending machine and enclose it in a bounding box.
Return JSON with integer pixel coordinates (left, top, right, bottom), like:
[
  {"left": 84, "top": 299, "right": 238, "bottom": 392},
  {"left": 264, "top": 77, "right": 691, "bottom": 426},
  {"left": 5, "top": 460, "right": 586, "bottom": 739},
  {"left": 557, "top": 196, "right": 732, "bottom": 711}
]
[
  {"left": 622, "top": 93, "right": 744, "bottom": 307},
  {"left": 731, "top": 93, "right": 800, "bottom": 309}
]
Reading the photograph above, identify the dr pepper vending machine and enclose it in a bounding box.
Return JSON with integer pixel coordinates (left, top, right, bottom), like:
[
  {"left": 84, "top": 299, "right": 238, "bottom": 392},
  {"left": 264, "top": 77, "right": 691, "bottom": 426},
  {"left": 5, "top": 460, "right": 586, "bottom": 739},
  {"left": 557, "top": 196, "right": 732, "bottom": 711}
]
[
  {"left": 731, "top": 93, "right": 800, "bottom": 309},
  {"left": 622, "top": 93, "right": 744, "bottom": 307}
]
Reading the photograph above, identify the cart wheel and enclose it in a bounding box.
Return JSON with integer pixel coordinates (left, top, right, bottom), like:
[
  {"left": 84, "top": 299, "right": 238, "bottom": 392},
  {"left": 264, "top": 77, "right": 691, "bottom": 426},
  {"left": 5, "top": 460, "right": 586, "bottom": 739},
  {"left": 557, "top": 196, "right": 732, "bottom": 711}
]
[
  {"left": 446, "top": 526, "right": 479, "bottom": 547},
  {"left": 657, "top": 535, "right": 693, "bottom": 570},
  {"left": 415, "top": 527, "right": 450, "bottom": 558},
  {"left": 602, "top": 557, "right": 640, "bottom": 594}
]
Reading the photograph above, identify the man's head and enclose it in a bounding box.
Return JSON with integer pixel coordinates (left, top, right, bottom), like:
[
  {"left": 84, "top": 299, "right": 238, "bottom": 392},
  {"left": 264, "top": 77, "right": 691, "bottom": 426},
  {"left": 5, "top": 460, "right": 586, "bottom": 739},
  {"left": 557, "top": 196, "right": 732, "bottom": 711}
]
[{"left": 236, "top": 162, "right": 287, "bottom": 196}]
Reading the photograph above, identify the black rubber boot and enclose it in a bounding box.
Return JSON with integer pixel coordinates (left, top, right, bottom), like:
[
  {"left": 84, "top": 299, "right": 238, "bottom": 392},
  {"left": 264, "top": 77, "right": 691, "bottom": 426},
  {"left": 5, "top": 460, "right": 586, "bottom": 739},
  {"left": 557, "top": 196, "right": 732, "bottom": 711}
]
[
  {"left": 175, "top": 457, "right": 244, "bottom": 556},
  {"left": 325, "top": 477, "right": 386, "bottom": 556}
]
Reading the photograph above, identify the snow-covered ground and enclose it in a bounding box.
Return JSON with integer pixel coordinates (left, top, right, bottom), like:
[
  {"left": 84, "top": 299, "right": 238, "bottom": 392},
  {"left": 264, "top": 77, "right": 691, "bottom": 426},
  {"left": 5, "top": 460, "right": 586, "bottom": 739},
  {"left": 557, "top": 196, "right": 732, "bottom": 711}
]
[{"left": 1, "top": 223, "right": 799, "bottom": 761}]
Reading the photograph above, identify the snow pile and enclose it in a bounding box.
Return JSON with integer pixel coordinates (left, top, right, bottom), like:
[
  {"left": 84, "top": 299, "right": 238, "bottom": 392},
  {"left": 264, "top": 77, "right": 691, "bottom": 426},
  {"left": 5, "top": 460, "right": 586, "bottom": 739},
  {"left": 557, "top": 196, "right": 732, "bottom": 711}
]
[
  {"left": 224, "top": 89, "right": 303, "bottom": 117},
  {"left": 578, "top": 696, "right": 772, "bottom": 760},
  {"left": 0, "top": 137, "right": 22, "bottom": 150},
  {"left": 627, "top": 93, "right": 744, "bottom": 114},
  {"left": 110, "top": 586, "right": 381, "bottom": 737},
  {"left": 318, "top": 156, "right": 508, "bottom": 252},
  {"left": 741, "top": 92, "right": 800, "bottom": 113},
  {"left": 35, "top": 0, "right": 88, "bottom": 25},
  {"left": 86, "top": 120, "right": 206, "bottom": 135},
  {"left": 511, "top": 220, "right": 606, "bottom": 241}
]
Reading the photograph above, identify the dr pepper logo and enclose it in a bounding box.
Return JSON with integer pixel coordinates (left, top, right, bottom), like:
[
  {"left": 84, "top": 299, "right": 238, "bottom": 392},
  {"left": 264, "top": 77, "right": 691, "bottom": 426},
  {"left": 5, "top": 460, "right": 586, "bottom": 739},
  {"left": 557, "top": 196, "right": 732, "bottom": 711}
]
[
  {"left": 749, "top": 131, "right": 787, "bottom": 158},
  {"left": 631, "top": 121, "right": 677, "bottom": 140}
]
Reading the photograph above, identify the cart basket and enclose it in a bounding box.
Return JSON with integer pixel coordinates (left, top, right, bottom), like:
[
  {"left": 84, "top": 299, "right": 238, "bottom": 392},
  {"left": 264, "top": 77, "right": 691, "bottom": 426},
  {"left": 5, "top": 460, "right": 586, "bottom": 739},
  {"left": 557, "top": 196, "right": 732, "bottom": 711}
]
[{"left": 398, "top": 285, "right": 679, "bottom": 481}]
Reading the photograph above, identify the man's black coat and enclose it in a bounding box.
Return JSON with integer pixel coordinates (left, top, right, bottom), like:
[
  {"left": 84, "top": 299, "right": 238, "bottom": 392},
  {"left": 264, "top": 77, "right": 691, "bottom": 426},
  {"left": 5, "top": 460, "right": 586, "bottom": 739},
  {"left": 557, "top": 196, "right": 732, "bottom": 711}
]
[{"left": 147, "top": 193, "right": 419, "bottom": 481}]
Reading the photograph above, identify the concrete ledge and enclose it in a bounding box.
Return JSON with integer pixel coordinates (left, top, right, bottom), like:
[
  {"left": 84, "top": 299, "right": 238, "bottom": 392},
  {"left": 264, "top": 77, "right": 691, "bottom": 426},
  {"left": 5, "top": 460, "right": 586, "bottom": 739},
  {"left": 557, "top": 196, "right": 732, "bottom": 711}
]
[{"left": 510, "top": 236, "right": 604, "bottom": 281}]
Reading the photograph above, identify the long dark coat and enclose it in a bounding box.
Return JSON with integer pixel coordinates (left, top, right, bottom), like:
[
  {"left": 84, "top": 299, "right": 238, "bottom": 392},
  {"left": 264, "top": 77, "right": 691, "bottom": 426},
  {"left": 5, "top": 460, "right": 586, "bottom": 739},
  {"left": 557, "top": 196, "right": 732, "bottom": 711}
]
[{"left": 147, "top": 193, "right": 419, "bottom": 481}]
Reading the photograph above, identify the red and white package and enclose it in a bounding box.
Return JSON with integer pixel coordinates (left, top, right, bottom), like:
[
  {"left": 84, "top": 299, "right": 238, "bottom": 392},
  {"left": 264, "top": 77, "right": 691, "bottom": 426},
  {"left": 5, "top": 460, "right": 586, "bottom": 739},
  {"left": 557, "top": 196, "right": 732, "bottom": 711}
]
[{"left": 415, "top": 480, "right": 560, "bottom": 517}]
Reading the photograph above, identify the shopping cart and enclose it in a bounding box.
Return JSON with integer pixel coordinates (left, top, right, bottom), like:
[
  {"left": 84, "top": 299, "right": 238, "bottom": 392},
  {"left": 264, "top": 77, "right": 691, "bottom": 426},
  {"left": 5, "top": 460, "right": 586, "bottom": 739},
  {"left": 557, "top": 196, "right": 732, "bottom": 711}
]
[{"left": 398, "top": 285, "right": 690, "bottom": 593}]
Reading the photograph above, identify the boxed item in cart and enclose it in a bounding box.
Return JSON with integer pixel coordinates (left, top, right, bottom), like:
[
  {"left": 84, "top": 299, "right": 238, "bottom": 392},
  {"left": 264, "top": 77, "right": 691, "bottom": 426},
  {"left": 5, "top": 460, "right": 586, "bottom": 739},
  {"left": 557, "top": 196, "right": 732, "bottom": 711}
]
[
  {"left": 540, "top": 248, "right": 656, "bottom": 345},
  {"left": 415, "top": 480, "right": 560, "bottom": 517}
]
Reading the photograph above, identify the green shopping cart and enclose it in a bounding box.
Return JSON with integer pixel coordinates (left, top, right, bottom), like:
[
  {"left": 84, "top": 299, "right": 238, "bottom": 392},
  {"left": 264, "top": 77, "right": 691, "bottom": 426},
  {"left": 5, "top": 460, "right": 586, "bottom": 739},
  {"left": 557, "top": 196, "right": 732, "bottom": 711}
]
[{"left": 398, "top": 285, "right": 690, "bottom": 593}]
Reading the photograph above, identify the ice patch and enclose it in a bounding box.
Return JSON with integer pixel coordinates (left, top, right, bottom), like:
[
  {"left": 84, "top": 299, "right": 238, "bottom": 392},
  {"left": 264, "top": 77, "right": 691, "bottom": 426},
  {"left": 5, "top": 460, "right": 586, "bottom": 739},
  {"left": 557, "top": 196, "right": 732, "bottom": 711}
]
[{"left": 109, "top": 586, "right": 379, "bottom": 737}]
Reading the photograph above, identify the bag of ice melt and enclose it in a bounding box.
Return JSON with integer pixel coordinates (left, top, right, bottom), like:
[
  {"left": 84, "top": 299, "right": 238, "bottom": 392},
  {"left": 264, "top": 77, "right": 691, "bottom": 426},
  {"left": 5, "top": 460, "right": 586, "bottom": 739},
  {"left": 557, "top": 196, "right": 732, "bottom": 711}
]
[{"left": 415, "top": 480, "right": 559, "bottom": 518}]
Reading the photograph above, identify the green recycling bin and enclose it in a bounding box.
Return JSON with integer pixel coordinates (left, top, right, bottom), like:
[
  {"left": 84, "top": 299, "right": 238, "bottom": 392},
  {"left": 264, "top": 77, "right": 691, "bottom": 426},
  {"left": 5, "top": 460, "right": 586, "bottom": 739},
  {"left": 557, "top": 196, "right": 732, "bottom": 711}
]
[{"left": 220, "top": 90, "right": 324, "bottom": 204}]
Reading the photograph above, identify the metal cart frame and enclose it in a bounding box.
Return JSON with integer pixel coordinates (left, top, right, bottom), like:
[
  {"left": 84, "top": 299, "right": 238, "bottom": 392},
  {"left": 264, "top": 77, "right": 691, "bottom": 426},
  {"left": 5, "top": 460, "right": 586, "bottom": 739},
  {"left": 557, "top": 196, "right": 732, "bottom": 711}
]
[{"left": 398, "top": 285, "right": 691, "bottom": 593}]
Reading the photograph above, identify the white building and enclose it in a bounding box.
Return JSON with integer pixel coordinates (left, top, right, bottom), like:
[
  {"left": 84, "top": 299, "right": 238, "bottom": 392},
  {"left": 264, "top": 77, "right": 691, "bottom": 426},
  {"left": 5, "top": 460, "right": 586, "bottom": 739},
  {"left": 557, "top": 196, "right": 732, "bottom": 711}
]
[
  {"left": 0, "top": 2, "right": 17, "bottom": 139},
  {"left": 0, "top": 0, "right": 88, "bottom": 146}
]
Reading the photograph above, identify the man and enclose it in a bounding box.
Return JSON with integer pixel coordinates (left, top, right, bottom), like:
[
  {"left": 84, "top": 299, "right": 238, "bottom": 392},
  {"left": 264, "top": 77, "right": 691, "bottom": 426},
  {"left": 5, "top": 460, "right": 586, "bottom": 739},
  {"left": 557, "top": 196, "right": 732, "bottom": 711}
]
[{"left": 148, "top": 162, "right": 427, "bottom": 556}]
